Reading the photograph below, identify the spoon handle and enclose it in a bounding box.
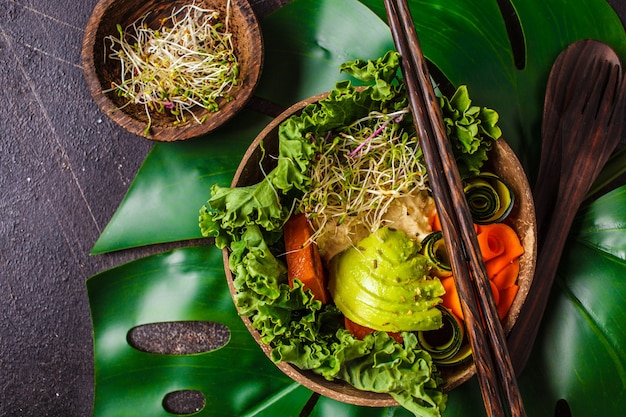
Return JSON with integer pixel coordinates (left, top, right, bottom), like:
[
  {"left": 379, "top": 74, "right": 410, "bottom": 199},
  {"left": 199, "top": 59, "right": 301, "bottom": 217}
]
[{"left": 507, "top": 192, "right": 579, "bottom": 372}]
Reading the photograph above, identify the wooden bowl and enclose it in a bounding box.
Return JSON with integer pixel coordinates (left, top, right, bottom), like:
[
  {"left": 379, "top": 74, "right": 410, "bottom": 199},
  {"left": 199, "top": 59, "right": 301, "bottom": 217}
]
[
  {"left": 81, "top": 0, "right": 263, "bottom": 141},
  {"left": 224, "top": 93, "right": 537, "bottom": 406}
]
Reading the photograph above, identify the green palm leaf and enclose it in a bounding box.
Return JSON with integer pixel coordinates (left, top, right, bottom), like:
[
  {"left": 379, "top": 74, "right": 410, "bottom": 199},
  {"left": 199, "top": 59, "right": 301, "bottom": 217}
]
[
  {"left": 90, "top": 111, "right": 271, "bottom": 254},
  {"left": 87, "top": 245, "right": 315, "bottom": 416},
  {"left": 440, "top": 186, "right": 626, "bottom": 416},
  {"left": 87, "top": 0, "right": 626, "bottom": 416}
]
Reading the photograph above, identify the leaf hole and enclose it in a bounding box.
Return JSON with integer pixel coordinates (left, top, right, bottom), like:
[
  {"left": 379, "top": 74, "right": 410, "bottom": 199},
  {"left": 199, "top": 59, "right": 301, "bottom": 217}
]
[
  {"left": 127, "top": 321, "right": 230, "bottom": 355},
  {"left": 496, "top": 0, "right": 526, "bottom": 69},
  {"left": 427, "top": 60, "right": 456, "bottom": 98},
  {"left": 163, "top": 390, "right": 206, "bottom": 415},
  {"left": 554, "top": 399, "right": 572, "bottom": 417}
]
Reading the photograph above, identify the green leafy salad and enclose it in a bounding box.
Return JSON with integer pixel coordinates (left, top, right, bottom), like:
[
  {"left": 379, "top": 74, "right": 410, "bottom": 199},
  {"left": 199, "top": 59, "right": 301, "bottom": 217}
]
[{"left": 199, "top": 51, "right": 502, "bottom": 417}]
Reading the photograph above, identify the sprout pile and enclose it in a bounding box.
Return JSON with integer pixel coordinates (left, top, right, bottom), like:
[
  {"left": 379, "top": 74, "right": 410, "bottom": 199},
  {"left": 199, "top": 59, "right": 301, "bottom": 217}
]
[{"left": 105, "top": 2, "right": 239, "bottom": 134}]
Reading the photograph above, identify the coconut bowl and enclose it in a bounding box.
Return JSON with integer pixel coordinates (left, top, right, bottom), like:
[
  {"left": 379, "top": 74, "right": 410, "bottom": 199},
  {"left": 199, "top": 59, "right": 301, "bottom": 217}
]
[
  {"left": 223, "top": 92, "right": 537, "bottom": 407},
  {"left": 81, "top": 0, "right": 263, "bottom": 141}
]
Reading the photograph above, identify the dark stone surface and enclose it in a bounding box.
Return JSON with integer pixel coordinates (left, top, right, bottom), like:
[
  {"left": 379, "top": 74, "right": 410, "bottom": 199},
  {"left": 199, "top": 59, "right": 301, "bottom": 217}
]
[{"left": 0, "top": 0, "right": 623, "bottom": 416}]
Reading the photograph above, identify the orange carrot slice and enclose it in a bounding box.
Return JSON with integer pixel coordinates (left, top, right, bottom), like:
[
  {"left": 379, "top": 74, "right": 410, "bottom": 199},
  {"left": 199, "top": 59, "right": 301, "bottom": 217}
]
[
  {"left": 433, "top": 213, "right": 479, "bottom": 234},
  {"left": 441, "top": 275, "right": 501, "bottom": 322},
  {"left": 431, "top": 212, "right": 442, "bottom": 232},
  {"left": 481, "top": 223, "right": 524, "bottom": 277},
  {"left": 476, "top": 228, "right": 506, "bottom": 262},
  {"left": 283, "top": 213, "right": 329, "bottom": 304},
  {"left": 431, "top": 221, "right": 523, "bottom": 323},
  {"left": 441, "top": 276, "right": 463, "bottom": 321},
  {"left": 497, "top": 284, "right": 519, "bottom": 320},
  {"left": 491, "top": 258, "right": 520, "bottom": 290}
]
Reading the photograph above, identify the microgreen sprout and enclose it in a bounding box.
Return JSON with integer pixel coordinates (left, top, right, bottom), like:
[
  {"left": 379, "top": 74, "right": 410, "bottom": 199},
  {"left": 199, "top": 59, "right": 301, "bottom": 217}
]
[
  {"left": 347, "top": 112, "right": 406, "bottom": 157},
  {"left": 302, "top": 107, "right": 429, "bottom": 243},
  {"left": 104, "top": 1, "right": 238, "bottom": 133}
]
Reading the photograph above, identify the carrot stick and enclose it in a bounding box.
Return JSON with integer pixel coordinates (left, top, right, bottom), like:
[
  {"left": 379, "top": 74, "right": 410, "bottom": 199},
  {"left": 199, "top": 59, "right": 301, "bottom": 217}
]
[
  {"left": 491, "top": 258, "right": 520, "bottom": 290},
  {"left": 497, "top": 284, "right": 519, "bottom": 320},
  {"left": 431, "top": 212, "right": 442, "bottom": 232},
  {"left": 283, "top": 213, "right": 329, "bottom": 304},
  {"left": 441, "top": 276, "right": 463, "bottom": 321},
  {"left": 344, "top": 316, "right": 403, "bottom": 343}
]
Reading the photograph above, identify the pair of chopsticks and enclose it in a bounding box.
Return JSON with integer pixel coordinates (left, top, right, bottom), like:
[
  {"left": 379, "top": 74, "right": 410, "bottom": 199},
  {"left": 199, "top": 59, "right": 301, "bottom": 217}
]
[{"left": 382, "top": 1, "right": 527, "bottom": 416}]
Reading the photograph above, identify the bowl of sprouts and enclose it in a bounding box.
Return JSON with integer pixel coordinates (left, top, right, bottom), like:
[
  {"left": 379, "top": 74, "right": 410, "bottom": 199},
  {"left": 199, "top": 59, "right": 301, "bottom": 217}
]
[
  {"left": 82, "top": 0, "right": 263, "bottom": 141},
  {"left": 199, "top": 52, "right": 536, "bottom": 415}
]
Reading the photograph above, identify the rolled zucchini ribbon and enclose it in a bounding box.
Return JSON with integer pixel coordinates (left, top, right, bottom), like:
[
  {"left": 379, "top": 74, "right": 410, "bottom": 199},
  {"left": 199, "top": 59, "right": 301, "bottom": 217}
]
[
  {"left": 421, "top": 231, "right": 452, "bottom": 277},
  {"left": 463, "top": 173, "right": 514, "bottom": 224},
  {"left": 417, "top": 306, "right": 472, "bottom": 366}
]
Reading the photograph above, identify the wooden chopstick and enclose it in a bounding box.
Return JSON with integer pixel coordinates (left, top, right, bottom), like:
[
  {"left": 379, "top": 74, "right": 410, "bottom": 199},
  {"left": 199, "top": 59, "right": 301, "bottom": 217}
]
[{"left": 382, "top": 1, "right": 527, "bottom": 416}]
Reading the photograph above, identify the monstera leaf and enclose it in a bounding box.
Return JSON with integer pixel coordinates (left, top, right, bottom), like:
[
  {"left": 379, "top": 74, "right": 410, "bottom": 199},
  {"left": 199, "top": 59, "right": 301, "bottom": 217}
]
[
  {"left": 90, "top": 0, "right": 396, "bottom": 254},
  {"left": 360, "top": 0, "right": 626, "bottom": 174},
  {"left": 439, "top": 186, "right": 626, "bottom": 417},
  {"left": 91, "top": 0, "right": 626, "bottom": 253},
  {"left": 90, "top": 111, "right": 272, "bottom": 254},
  {"left": 87, "top": 0, "right": 626, "bottom": 416},
  {"left": 524, "top": 186, "right": 626, "bottom": 415},
  {"left": 87, "top": 186, "right": 626, "bottom": 416},
  {"left": 88, "top": 245, "right": 315, "bottom": 417}
]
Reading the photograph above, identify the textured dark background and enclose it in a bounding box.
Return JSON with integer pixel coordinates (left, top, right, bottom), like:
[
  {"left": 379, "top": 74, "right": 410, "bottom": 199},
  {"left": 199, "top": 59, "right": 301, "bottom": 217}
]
[{"left": 0, "top": 0, "right": 624, "bottom": 416}]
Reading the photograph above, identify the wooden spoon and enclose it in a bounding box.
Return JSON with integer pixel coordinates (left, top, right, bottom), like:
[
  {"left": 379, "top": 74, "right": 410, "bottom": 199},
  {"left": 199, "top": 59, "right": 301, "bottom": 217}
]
[
  {"left": 508, "top": 39, "right": 626, "bottom": 375},
  {"left": 532, "top": 40, "right": 625, "bottom": 245}
]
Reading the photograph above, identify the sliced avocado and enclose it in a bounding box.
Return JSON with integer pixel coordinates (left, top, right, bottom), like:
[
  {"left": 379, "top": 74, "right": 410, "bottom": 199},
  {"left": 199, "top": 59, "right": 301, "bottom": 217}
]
[{"left": 329, "top": 227, "right": 445, "bottom": 332}]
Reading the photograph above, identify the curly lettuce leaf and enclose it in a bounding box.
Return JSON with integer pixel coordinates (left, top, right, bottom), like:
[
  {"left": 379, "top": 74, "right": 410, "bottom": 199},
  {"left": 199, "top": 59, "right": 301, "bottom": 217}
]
[
  {"left": 201, "top": 178, "right": 288, "bottom": 247},
  {"left": 200, "top": 52, "right": 408, "bottom": 248},
  {"left": 228, "top": 224, "right": 287, "bottom": 316},
  {"left": 88, "top": 0, "right": 626, "bottom": 416},
  {"left": 199, "top": 137, "right": 316, "bottom": 247},
  {"left": 336, "top": 332, "right": 446, "bottom": 417},
  {"left": 278, "top": 51, "right": 406, "bottom": 146},
  {"left": 339, "top": 51, "right": 403, "bottom": 101},
  {"left": 200, "top": 52, "right": 507, "bottom": 417},
  {"left": 270, "top": 319, "right": 447, "bottom": 417},
  {"left": 440, "top": 85, "right": 502, "bottom": 176}
]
